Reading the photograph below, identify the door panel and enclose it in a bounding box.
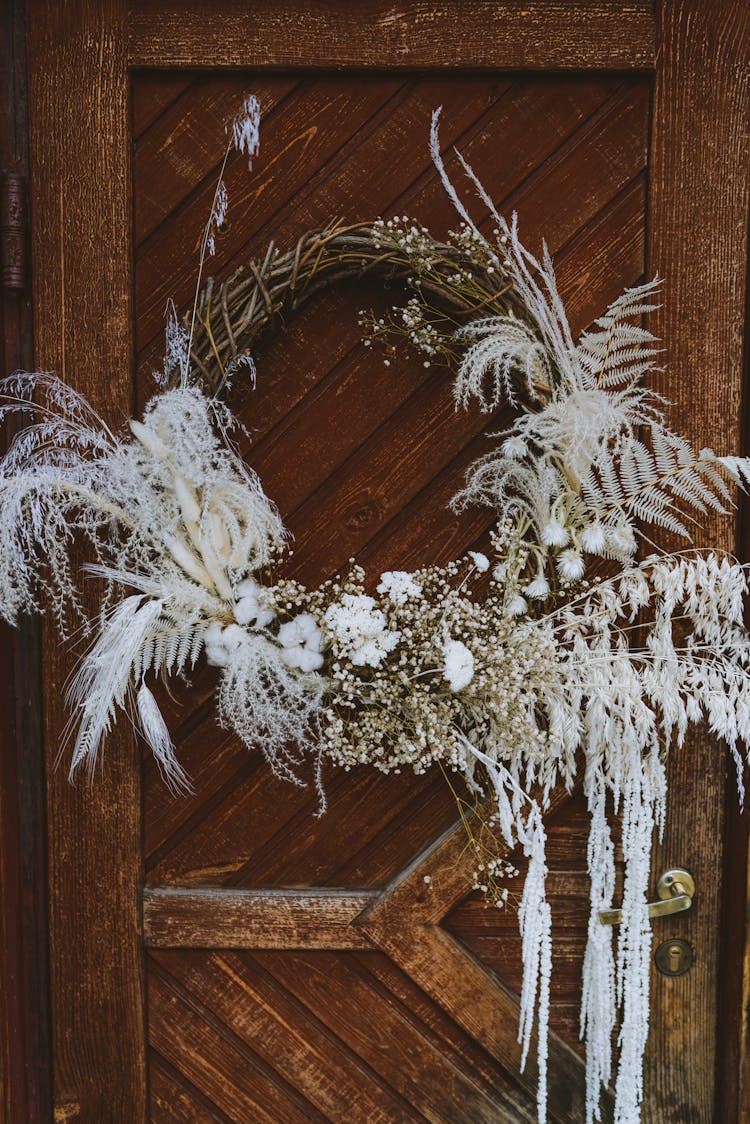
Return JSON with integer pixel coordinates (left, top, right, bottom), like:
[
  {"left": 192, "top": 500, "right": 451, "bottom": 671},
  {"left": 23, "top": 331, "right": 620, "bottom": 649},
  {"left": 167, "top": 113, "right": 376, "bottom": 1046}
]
[{"left": 135, "top": 70, "right": 648, "bottom": 1120}]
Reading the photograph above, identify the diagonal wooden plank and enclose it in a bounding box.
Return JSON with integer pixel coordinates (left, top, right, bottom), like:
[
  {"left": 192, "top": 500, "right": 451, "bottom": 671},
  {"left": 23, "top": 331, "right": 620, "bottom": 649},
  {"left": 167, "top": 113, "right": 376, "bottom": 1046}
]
[
  {"left": 357, "top": 919, "right": 593, "bottom": 1123},
  {"left": 352, "top": 782, "right": 605, "bottom": 1121},
  {"left": 150, "top": 1050, "right": 232, "bottom": 1124},
  {"left": 252, "top": 947, "right": 529, "bottom": 1123},
  {"left": 135, "top": 74, "right": 301, "bottom": 243},
  {"left": 149, "top": 965, "right": 323, "bottom": 1123}
]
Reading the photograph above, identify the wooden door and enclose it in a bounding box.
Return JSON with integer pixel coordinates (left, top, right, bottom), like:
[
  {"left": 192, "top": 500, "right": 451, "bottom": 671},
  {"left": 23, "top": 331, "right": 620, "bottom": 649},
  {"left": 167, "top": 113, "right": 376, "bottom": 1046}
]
[{"left": 14, "top": 2, "right": 750, "bottom": 1121}]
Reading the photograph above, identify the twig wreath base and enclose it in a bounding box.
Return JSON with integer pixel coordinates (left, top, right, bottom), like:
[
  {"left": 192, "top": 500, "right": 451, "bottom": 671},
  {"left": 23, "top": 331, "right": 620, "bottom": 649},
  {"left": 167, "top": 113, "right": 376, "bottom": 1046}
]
[
  {"left": 1, "top": 102, "right": 749, "bottom": 1124},
  {"left": 182, "top": 221, "right": 528, "bottom": 398}
]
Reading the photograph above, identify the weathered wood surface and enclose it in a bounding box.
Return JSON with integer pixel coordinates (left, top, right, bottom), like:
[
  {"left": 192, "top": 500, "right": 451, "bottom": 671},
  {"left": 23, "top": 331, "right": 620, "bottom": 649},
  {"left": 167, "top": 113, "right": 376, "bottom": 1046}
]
[
  {"left": 19, "top": 0, "right": 750, "bottom": 1119},
  {"left": 144, "top": 888, "right": 377, "bottom": 948},
  {"left": 644, "top": 3, "right": 750, "bottom": 1121},
  {"left": 25, "top": 1, "right": 146, "bottom": 1120},
  {"left": 0, "top": 3, "right": 51, "bottom": 1121},
  {"left": 128, "top": 1, "right": 655, "bottom": 70}
]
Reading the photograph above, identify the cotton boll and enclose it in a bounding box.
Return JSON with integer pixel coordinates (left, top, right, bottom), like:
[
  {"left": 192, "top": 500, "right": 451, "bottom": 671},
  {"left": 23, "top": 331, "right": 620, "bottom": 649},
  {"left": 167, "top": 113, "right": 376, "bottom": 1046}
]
[
  {"left": 205, "top": 641, "right": 229, "bottom": 667},
  {"left": 234, "top": 594, "right": 275, "bottom": 629},
  {"left": 221, "top": 624, "right": 245, "bottom": 652},
  {"left": 468, "top": 551, "right": 490, "bottom": 572},
  {"left": 236, "top": 577, "right": 262, "bottom": 600},
  {"left": 280, "top": 645, "right": 325, "bottom": 673},
  {"left": 442, "top": 639, "right": 474, "bottom": 691},
  {"left": 204, "top": 621, "right": 225, "bottom": 647},
  {"left": 278, "top": 612, "right": 325, "bottom": 672},
  {"left": 541, "top": 521, "right": 569, "bottom": 548}
]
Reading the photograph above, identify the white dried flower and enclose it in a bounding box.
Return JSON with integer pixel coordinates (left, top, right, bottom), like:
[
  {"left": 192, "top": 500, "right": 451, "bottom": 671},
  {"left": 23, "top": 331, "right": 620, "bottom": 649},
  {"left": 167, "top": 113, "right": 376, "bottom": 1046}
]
[
  {"left": 607, "top": 524, "right": 638, "bottom": 556},
  {"left": 557, "top": 549, "right": 585, "bottom": 581},
  {"left": 324, "top": 593, "right": 400, "bottom": 667},
  {"left": 541, "top": 521, "right": 569, "bottom": 548},
  {"left": 377, "top": 570, "right": 422, "bottom": 604},
  {"left": 502, "top": 436, "right": 528, "bottom": 459},
  {"left": 525, "top": 574, "right": 551, "bottom": 600},
  {"left": 442, "top": 638, "right": 474, "bottom": 691},
  {"left": 581, "top": 522, "right": 606, "bottom": 553},
  {"left": 468, "top": 550, "right": 490, "bottom": 572},
  {"left": 507, "top": 593, "right": 528, "bottom": 616}
]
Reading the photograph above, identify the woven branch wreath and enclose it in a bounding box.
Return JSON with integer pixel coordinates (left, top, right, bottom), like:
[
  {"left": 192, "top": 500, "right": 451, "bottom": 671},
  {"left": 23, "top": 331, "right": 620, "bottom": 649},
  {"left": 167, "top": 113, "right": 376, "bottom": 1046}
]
[{"left": 2, "top": 99, "right": 749, "bottom": 1124}]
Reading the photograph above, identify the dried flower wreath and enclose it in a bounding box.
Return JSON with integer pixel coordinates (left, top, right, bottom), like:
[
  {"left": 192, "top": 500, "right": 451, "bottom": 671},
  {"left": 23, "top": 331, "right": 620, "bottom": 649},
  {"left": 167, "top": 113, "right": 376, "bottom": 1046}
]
[{"left": 2, "top": 98, "right": 749, "bottom": 1124}]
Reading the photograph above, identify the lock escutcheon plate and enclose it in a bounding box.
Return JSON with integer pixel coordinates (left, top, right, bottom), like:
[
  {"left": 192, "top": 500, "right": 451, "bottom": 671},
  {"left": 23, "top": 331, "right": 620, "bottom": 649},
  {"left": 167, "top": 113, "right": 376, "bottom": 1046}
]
[{"left": 654, "top": 937, "right": 692, "bottom": 977}]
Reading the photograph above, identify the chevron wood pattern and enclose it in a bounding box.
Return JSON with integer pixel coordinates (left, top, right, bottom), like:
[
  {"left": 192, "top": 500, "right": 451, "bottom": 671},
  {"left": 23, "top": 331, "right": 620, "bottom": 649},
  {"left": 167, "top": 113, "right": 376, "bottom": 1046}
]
[{"left": 135, "top": 69, "right": 649, "bottom": 1122}]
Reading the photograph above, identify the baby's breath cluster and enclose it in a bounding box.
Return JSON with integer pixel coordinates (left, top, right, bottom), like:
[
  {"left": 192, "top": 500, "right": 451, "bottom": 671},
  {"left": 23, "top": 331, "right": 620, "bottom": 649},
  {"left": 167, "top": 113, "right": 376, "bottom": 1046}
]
[{"left": 359, "top": 215, "right": 517, "bottom": 370}]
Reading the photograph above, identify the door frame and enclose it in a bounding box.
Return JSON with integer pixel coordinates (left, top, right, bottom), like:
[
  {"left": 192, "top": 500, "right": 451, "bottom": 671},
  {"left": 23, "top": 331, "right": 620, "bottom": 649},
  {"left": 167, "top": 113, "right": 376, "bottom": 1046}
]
[{"left": 15, "top": 2, "right": 750, "bottom": 1119}]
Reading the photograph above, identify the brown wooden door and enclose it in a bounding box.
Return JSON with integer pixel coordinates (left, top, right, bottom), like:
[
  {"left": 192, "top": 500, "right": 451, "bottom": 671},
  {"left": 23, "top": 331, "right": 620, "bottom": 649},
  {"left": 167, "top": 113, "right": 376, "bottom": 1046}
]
[{"left": 16, "top": 2, "right": 750, "bottom": 1121}]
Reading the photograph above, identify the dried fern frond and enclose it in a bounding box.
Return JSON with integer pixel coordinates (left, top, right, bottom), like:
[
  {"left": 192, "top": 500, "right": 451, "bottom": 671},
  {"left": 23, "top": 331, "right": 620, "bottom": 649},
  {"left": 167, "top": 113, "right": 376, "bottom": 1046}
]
[
  {"left": 576, "top": 280, "right": 662, "bottom": 390},
  {"left": 579, "top": 432, "right": 750, "bottom": 539}
]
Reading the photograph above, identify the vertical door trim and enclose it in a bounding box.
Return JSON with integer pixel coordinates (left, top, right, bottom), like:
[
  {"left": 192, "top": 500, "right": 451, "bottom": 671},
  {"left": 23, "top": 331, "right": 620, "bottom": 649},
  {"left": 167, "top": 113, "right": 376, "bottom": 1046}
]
[
  {"left": 646, "top": 2, "right": 750, "bottom": 1119},
  {"left": 25, "top": 2, "right": 146, "bottom": 1119}
]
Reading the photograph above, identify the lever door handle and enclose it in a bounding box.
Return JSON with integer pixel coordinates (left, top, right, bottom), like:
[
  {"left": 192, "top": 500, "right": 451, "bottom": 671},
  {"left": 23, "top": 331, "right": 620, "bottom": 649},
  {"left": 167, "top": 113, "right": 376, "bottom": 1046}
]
[{"left": 599, "top": 868, "right": 695, "bottom": 926}]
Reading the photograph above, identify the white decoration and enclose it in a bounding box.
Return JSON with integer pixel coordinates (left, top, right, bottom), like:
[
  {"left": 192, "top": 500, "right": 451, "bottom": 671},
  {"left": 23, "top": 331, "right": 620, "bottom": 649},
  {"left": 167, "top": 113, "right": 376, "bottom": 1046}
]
[
  {"left": 377, "top": 570, "right": 423, "bottom": 603},
  {"left": 442, "top": 639, "right": 475, "bottom": 691}
]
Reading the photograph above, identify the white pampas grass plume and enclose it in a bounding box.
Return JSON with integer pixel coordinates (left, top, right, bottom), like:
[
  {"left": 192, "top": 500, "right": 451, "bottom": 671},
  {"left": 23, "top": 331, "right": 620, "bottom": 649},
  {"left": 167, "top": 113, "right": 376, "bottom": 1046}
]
[
  {"left": 206, "top": 180, "right": 228, "bottom": 257},
  {"left": 173, "top": 474, "right": 201, "bottom": 525},
  {"left": 67, "top": 596, "right": 164, "bottom": 779},
  {"left": 229, "top": 93, "right": 261, "bottom": 167},
  {"left": 136, "top": 681, "right": 191, "bottom": 794}
]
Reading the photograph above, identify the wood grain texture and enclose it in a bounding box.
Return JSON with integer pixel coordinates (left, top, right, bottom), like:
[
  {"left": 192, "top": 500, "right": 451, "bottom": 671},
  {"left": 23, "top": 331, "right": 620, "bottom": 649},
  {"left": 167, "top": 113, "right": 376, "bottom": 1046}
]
[
  {"left": 25, "top": 2, "right": 146, "bottom": 1120},
  {"left": 128, "top": 0, "right": 655, "bottom": 70},
  {"left": 0, "top": 3, "right": 51, "bottom": 1122},
  {"left": 144, "top": 887, "right": 377, "bottom": 948},
  {"left": 645, "top": 2, "right": 750, "bottom": 1121}
]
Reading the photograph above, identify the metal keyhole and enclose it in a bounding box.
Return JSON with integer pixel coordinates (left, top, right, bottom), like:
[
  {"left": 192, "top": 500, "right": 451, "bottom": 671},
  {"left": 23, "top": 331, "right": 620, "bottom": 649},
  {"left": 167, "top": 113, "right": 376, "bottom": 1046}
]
[{"left": 654, "top": 938, "right": 692, "bottom": 977}]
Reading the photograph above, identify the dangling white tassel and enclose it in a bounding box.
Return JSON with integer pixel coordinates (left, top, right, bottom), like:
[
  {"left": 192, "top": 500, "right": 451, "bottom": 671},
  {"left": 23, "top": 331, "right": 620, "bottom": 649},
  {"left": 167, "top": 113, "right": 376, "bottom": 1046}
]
[
  {"left": 581, "top": 777, "right": 616, "bottom": 1124},
  {"left": 517, "top": 801, "right": 552, "bottom": 1124},
  {"left": 613, "top": 751, "right": 662, "bottom": 1124},
  {"left": 136, "top": 680, "right": 192, "bottom": 794},
  {"left": 459, "top": 733, "right": 552, "bottom": 1124}
]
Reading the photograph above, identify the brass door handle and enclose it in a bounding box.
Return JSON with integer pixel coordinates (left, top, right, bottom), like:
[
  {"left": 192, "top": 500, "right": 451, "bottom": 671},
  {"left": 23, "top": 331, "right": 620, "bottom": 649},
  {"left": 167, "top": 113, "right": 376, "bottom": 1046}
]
[{"left": 599, "top": 868, "right": 695, "bottom": 926}]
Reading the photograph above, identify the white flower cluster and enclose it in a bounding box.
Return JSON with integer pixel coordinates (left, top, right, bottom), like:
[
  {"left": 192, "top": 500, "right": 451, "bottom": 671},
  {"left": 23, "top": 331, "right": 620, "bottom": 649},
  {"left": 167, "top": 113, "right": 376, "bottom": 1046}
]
[{"left": 323, "top": 592, "right": 401, "bottom": 667}]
